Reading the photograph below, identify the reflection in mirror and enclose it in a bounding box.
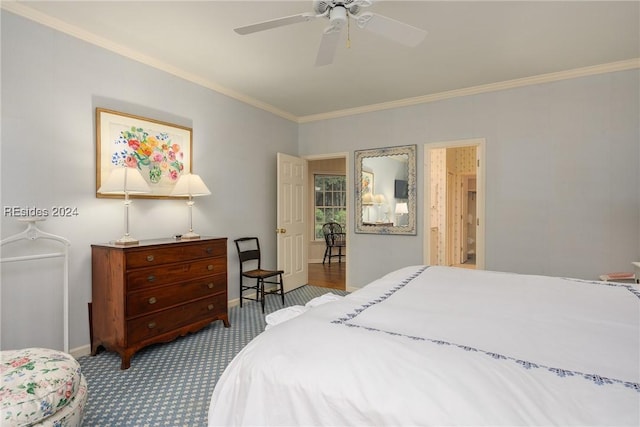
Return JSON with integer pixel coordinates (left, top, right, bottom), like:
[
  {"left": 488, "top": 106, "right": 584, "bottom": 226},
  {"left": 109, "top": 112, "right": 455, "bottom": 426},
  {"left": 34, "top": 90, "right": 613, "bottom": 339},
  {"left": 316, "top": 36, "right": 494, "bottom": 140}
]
[{"left": 355, "top": 145, "right": 417, "bottom": 235}]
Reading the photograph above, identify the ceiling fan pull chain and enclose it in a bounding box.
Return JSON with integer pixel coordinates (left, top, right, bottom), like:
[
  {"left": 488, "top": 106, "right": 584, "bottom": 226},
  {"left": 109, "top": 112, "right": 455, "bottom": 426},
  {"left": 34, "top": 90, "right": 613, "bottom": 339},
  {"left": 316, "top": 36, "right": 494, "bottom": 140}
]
[{"left": 346, "top": 11, "right": 351, "bottom": 48}]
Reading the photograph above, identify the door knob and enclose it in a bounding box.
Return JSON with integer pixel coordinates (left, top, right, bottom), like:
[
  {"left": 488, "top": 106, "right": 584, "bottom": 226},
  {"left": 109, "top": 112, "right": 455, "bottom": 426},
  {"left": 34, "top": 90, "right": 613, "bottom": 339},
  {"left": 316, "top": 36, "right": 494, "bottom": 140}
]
[{"left": 276, "top": 228, "right": 286, "bottom": 234}]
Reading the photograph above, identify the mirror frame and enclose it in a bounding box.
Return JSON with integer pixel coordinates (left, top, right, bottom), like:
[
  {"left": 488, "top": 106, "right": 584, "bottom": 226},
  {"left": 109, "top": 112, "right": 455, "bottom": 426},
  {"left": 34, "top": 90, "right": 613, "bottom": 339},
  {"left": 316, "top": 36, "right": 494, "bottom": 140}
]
[{"left": 355, "top": 144, "right": 417, "bottom": 235}]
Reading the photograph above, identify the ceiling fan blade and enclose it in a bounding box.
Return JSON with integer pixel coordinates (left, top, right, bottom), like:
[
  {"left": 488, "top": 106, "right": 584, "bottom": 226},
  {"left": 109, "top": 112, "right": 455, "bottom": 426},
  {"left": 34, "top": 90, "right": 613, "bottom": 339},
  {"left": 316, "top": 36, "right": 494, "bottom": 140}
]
[
  {"left": 315, "top": 25, "right": 343, "bottom": 67},
  {"left": 234, "top": 13, "right": 316, "bottom": 35},
  {"left": 355, "top": 12, "right": 427, "bottom": 47}
]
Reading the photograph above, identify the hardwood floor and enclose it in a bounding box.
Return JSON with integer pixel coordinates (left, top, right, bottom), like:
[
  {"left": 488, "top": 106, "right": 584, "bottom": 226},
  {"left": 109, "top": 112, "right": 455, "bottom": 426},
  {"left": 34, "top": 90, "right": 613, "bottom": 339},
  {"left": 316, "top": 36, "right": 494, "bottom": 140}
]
[{"left": 308, "top": 262, "right": 346, "bottom": 290}]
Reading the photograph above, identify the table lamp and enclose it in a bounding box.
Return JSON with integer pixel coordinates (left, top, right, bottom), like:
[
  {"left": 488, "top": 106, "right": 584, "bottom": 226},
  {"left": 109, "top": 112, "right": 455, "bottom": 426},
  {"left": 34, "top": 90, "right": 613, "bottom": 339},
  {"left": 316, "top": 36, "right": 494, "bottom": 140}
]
[
  {"left": 98, "top": 166, "right": 151, "bottom": 245},
  {"left": 395, "top": 202, "right": 408, "bottom": 226},
  {"left": 374, "top": 194, "right": 387, "bottom": 222},
  {"left": 171, "top": 173, "right": 211, "bottom": 240}
]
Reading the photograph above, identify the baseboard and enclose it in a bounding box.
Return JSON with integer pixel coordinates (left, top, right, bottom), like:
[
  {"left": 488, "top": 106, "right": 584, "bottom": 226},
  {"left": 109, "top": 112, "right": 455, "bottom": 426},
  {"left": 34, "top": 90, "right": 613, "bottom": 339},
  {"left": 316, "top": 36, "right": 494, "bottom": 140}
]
[{"left": 70, "top": 344, "right": 91, "bottom": 359}]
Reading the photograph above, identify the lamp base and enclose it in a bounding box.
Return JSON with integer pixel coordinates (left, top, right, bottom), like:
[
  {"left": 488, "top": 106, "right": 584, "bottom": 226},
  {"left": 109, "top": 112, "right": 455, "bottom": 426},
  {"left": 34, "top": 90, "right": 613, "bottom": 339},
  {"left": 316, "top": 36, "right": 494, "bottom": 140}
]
[
  {"left": 114, "top": 235, "right": 140, "bottom": 246},
  {"left": 180, "top": 231, "right": 201, "bottom": 240}
]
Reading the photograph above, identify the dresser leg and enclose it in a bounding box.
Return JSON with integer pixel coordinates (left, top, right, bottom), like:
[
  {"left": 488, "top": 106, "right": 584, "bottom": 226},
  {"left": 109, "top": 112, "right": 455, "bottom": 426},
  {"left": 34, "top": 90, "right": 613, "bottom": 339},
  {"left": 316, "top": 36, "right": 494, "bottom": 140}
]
[
  {"left": 90, "top": 342, "right": 102, "bottom": 357},
  {"left": 88, "top": 302, "right": 94, "bottom": 353},
  {"left": 222, "top": 315, "right": 230, "bottom": 328},
  {"left": 120, "top": 352, "right": 133, "bottom": 370}
]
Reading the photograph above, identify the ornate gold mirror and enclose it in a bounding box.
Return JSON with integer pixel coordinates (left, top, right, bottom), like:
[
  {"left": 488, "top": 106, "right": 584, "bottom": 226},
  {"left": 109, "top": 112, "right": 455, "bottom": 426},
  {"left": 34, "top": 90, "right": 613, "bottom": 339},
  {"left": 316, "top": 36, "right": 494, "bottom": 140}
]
[{"left": 355, "top": 145, "right": 416, "bottom": 235}]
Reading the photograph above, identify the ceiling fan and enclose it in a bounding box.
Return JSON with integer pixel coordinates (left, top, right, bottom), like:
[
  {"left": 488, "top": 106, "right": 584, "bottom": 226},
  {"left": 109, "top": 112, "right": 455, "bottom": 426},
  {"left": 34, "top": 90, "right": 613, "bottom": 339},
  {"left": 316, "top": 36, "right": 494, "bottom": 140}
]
[{"left": 234, "top": 0, "right": 427, "bottom": 66}]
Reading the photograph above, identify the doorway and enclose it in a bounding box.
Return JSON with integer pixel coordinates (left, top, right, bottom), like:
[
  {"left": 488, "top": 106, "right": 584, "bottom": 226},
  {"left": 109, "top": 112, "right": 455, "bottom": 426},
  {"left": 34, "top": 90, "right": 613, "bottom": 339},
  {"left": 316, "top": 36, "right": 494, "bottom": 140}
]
[
  {"left": 305, "top": 154, "right": 348, "bottom": 291},
  {"left": 424, "top": 139, "right": 485, "bottom": 269}
]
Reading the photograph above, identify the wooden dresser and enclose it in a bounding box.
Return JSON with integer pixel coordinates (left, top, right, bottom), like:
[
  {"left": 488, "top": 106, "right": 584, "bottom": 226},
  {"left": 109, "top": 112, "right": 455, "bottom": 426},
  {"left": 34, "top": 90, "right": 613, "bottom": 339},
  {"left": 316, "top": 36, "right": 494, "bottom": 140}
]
[{"left": 90, "top": 237, "right": 229, "bottom": 369}]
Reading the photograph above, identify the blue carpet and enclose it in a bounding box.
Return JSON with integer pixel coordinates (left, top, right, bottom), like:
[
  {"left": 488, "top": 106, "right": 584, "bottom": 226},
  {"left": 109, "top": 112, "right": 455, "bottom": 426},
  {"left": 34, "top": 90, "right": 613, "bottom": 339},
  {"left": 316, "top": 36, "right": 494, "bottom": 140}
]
[{"left": 78, "top": 285, "right": 348, "bottom": 426}]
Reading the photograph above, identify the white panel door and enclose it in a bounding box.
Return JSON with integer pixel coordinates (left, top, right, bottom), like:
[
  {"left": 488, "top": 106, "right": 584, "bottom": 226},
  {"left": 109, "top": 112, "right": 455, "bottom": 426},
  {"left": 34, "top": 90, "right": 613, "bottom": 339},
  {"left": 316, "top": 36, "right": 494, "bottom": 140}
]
[{"left": 277, "top": 153, "right": 308, "bottom": 292}]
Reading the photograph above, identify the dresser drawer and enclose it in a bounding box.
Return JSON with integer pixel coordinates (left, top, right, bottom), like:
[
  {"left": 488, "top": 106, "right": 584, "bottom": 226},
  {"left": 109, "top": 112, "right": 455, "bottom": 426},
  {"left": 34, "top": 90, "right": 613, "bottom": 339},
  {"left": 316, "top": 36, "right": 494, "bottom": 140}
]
[
  {"left": 127, "top": 257, "right": 226, "bottom": 291},
  {"left": 127, "top": 295, "right": 227, "bottom": 343},
  {"left": 127, "top": 275, "right": 226, "bottom": 317},
  {"left": 125, "top": 240, "right": 226, "bottom": 269}
]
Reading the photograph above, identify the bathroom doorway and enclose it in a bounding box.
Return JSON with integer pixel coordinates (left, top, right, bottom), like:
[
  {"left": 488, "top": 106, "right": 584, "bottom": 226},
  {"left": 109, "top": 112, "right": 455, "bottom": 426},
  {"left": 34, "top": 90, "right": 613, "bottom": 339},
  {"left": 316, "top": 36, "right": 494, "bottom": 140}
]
[{"left": 424, "top": 139, "right": 485, "bottom": 269}]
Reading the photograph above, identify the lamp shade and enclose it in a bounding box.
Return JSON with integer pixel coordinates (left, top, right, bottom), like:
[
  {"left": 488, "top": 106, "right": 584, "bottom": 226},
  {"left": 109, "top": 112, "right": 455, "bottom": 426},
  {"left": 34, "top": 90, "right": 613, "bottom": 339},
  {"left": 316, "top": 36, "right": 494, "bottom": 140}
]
[
  {"left": 374, "top": 194, "right": 386, "bottom": 204},
  {"left": 170, "top": 173, "right": 211, "bottom": 197},
  {"left": 362, "top": 192, "right": 374, "bottom": 205},
  {"left": 395, "top": 202, "right": 408, "bottom": 214},
  {"left": 98, "top": 167, "right": 151, "bottom": 195}
]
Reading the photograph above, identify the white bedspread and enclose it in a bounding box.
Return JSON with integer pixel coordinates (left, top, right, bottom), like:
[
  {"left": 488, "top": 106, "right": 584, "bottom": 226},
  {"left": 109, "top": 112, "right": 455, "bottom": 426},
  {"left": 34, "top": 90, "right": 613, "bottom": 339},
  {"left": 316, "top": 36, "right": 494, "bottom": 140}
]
[{"left": 209, "top": 266, "right": 640, "bottom": 426}]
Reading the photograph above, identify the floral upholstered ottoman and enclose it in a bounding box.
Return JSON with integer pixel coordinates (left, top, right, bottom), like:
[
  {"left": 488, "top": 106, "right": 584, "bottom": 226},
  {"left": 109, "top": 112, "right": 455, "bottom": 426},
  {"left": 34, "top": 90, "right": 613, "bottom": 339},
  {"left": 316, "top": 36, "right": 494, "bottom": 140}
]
[{"left": 1, "top": 348, "right": 88, "bottom": 427}]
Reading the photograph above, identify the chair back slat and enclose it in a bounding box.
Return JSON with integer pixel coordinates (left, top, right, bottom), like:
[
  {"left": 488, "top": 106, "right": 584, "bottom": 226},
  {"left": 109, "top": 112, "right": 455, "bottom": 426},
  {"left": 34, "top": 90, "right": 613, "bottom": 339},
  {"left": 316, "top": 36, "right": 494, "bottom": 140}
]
[
  {"left": 322, "top": 222, "right": 343, "bottom": 235},
  {"left": 235, "top": 237, "right": 262, "bottom": 270},
  {"left": 238, "top": 249, "right": 260, "bottom": 263}
]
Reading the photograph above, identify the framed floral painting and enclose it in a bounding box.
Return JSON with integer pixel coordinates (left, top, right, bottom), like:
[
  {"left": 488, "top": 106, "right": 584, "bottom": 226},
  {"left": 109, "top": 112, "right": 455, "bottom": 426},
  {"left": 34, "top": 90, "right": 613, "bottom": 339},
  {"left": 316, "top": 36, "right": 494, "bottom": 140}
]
[
  {"left": 362, "top": 171, "right": 374, "bottom": 195},
  {"left": 96, "top": 108, "right": 192, "bottom": 199}
]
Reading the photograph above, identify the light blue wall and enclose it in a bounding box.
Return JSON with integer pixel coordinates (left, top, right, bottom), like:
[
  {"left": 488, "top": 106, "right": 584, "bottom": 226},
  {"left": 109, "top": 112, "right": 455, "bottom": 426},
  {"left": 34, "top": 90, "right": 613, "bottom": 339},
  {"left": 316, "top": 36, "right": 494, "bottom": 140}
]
[
  {"left": 1, "top": 12, "right": 297, "bottom": 351},
  {"left": 2, "top": 10, "right": 639, "bottom": 352},
  {"left": 300, "top": 70, "right": 640, "bottom": 286}
]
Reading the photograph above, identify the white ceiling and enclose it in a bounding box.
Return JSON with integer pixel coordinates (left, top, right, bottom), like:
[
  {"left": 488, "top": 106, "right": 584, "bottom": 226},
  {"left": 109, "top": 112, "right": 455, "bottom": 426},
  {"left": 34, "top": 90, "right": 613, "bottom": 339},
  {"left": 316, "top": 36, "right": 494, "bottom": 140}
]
[{"left": 4, "top": 1, "right": 639, "bottom": 122}]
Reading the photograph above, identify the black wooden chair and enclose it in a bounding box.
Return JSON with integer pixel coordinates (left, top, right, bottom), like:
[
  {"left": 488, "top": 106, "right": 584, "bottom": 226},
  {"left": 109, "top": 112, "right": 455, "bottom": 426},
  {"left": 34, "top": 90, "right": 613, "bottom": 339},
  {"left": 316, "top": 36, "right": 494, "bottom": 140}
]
[
  {"left": 322, "top": 222, "right": 346, "bottom": 264},
  {"left": 234, "top": 237, "right": 285, "bottom": 313}
]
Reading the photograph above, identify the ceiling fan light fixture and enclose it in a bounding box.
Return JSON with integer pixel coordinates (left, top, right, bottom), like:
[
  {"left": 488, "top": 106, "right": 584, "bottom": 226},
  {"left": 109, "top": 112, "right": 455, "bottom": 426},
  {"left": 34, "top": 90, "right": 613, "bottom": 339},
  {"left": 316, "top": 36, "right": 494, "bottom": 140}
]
[
  {"left": 314, "top": 0, "right": 361, "bottom": 16},
  {"left": 329, "top": 6, "right": 348, "bottom": 27}
]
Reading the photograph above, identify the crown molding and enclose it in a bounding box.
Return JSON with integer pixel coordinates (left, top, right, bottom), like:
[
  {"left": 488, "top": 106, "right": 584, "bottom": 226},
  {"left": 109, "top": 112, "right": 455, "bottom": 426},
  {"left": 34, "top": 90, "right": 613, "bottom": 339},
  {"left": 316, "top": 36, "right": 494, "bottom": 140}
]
[
  {"left": 3, "top": 2, "right": 638, "bottom": 125},
  {"left": 297, "top": 58, "right": 640, "bottom": 123},
  {"left": 1, "top": 1, "right": 298, "bottom": 123}
]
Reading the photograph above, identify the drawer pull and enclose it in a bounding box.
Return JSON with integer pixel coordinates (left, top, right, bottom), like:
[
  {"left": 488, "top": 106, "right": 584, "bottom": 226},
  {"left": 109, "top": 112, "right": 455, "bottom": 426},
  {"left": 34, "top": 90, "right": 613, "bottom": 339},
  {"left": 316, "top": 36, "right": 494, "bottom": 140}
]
[
  {"left": 206, "top": 247, "right": 213, "bottom": 254},
  {"left": 147, "top": 275, "right": 156, "bottom": 282},
  {"left": 208, "top": 304, "right": 214, "bottom": 311},
  {"left": 146, "top": 255, "right": 154, "bottom": 262},
  {"left": 207, "top": 264, "right": 214, "bottom": 271},
  {"left": 148, "top": 297, "right": 157, "bottom": 305},
  {"left": 208, "top": 282, "right": 214, "bottom": 289},
  {"left": 148, "top": 322, "right": 157, "bottom": 329}
]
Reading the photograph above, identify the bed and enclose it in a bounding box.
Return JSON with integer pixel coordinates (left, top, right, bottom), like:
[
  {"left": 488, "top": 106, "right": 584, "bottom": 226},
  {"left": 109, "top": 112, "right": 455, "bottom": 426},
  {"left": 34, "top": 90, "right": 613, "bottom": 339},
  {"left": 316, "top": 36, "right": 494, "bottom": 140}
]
[{"left": 208, "top": 265, "right": 640, "bottom": 426}]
